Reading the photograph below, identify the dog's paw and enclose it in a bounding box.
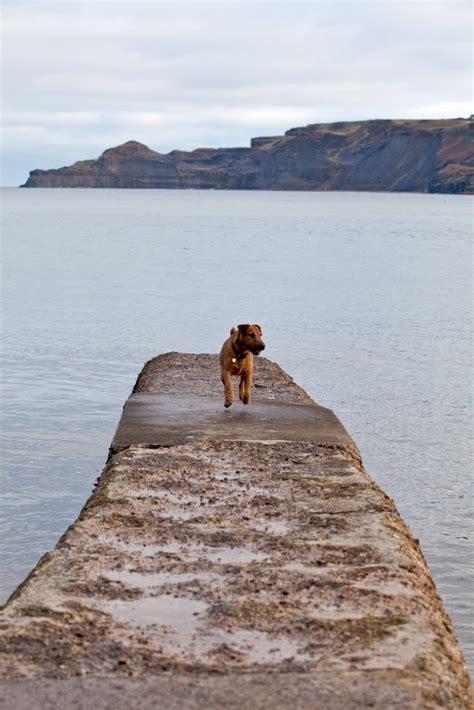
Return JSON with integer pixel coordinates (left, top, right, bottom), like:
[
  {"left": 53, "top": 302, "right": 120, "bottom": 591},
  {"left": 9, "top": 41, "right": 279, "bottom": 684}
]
[
  {"left": 242, "top": 395, "right": 250, "bottom": 405},
  {"left": 224, "top": 401, "right": 233, "bottom": 408}
]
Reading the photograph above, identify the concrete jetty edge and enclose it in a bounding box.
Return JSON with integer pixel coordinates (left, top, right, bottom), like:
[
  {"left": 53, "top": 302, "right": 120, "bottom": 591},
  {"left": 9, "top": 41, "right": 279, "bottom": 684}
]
[{"left": 0, "top": 353, "right": 471, "bottom": 709}]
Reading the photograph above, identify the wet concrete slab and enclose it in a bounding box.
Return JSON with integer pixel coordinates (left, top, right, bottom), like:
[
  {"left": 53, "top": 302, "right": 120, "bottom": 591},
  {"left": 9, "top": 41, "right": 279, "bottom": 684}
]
[
  {"left": 0, "top": 354, "right": 471, "bottom": 709},
  {"left": 112, "top": 393, "right": 355, "bottom": 450}
]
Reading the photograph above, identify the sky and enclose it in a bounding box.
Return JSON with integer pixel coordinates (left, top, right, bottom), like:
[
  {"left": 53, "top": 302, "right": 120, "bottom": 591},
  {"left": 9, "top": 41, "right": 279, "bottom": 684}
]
[{"left": 1, "top": 0, "right": 472, "bottom": 185}]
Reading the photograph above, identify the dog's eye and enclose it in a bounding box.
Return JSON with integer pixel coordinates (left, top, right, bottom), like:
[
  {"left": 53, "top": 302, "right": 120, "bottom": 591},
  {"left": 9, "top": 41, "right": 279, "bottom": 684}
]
[{"left": 249, "top": 333, "right": 256, "bottom": 338}]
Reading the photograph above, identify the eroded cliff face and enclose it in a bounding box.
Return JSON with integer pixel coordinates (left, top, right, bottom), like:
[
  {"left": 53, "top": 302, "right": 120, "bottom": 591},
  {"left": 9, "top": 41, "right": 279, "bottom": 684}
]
[{"left": 21, "top": 119, "right": 474, "bottom": 193}]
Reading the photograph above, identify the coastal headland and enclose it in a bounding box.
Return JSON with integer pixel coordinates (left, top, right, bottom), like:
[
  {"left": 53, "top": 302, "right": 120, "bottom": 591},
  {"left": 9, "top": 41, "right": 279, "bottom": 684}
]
[
  {"left": 0, "top": 354, "right": 471, "bottom": 708},
  {"left": 21, "top": 118, "right": 474, "bottom": 194}
]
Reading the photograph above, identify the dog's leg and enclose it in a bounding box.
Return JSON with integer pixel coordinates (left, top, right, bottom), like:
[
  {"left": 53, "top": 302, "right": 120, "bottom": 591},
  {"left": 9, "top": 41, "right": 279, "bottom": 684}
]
[
  {"left": 240, "top": 373, "right": 251, "bottom": 405},
  {"left": 222, "top": 371, "right": 234, "bottom": 408},
  {"left": 239, "top": 376, "right": 246, "bottom": 403}
]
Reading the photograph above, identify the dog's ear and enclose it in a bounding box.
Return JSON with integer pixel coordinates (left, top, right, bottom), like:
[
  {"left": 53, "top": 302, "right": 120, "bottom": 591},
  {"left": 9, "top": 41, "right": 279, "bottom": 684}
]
[
  {"left": 238, "top": 324, "right": 250, "bottom": 335},
  {"left": 254, "top": 324, "right": 262, "bottom": 335},
  {"left": 230, "top": 326, "right": 237, "bottom": 335}
]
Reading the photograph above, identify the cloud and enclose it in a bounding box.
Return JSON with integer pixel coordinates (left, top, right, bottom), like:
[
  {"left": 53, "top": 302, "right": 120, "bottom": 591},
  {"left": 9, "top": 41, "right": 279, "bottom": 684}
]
[{"left": 1, "top": 1, "right": 472, "bottom": 184}]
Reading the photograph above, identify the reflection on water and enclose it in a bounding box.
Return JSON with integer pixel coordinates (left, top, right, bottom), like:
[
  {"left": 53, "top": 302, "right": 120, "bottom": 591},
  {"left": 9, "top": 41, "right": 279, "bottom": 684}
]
[{"left": 0, "top": 188, "right": 472, "bottom": 670}]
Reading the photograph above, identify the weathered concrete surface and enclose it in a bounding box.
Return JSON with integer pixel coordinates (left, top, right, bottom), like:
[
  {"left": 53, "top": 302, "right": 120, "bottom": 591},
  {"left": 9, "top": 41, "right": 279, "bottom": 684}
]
[{"left": 0, "top": 354, "right": 471, "bottom": 709}]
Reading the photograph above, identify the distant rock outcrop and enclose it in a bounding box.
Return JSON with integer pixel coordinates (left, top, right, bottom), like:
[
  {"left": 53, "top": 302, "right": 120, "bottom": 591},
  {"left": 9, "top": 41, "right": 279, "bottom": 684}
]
[{"left": 21, "top": 118, "right": 474, "bottom": 194}]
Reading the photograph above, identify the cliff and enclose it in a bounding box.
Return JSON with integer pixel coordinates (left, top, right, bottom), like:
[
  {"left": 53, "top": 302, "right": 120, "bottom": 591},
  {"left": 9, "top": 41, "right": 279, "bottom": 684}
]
[{"left": 21, "top": 118, "right": 474, "bottom": 194}]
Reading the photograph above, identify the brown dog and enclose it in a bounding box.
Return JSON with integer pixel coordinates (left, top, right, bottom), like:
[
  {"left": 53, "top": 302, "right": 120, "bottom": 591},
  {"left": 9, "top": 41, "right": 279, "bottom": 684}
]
[{"left": 219, "top": 324, "right": 265, "bottom": 408}]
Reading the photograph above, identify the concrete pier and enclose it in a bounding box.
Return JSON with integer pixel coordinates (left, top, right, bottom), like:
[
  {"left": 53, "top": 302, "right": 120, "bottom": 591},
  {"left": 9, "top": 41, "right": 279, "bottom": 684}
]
[{"left": 0, "top": 354, "right": 471, "bottom": 709}]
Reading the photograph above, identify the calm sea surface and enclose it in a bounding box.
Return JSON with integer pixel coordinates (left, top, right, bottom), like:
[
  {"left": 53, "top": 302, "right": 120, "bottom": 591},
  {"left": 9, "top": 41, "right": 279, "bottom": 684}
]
[{"left": 1, "top": 188, "right": 472, "bottom": 669}]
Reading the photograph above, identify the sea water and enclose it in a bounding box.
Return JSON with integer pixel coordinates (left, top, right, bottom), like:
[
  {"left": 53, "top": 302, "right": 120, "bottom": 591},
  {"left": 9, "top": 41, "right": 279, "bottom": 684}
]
[{"left": 0, "top": 188, "right": 472, "bottom": 669}]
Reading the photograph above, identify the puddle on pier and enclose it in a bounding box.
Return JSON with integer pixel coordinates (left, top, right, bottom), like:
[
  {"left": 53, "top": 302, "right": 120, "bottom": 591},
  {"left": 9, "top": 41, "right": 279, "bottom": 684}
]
[
  {"left": 123, "top": 540, "right": 268, "bottom": 565},
  {"left": 126, "top": 480, "right": 279, "bottom": 517},
  {"left": 212, "top": 472, "right": 275, "bottom": 496},
  {"left": 161, "top": 507, "right": 209, "bottom": 521},
  {"left": 106, "top": 594, "right": 207, "bottom": 632},
  {"left": 213, "top": 472, "right": 242, "bottom": 482},
  {"left": 251, "top": 518, "right": 291, "bottom": 535},
  {"left": 283, "top": 561, "right": 328, "bottom": 576},
  {"left": 126, "top": 489, "right": 215, "bottom": 521},
  {"left": 105, "top": 594, "right": 309, "bottom": 665},
  {"left": 106, "top": 569, "right": 221, "bottom": 589},
  {"left": 209, "top": 627, "right": 309, "bottom": 665}
]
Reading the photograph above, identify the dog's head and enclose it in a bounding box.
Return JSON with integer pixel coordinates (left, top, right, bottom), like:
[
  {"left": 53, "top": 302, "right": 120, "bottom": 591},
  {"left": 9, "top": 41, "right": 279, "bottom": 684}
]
[{"left": 236, "top": 324, "right": 265, "bottom": 355}]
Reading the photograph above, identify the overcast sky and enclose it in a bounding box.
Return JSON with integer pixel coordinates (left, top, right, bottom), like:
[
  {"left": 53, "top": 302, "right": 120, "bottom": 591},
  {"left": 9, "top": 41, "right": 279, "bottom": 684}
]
[{"left": 1, "top": 0, "right": 472, "bottom": 185}]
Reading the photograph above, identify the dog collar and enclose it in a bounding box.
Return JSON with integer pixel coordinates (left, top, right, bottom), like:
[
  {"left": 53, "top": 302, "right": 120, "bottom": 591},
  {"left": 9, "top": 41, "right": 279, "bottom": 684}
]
[
  {"left": 231, "top": 340, "right": 248, "bottom": 362},
  {"left": 231, "top": 349, "right": 248, "bottom": 362}
]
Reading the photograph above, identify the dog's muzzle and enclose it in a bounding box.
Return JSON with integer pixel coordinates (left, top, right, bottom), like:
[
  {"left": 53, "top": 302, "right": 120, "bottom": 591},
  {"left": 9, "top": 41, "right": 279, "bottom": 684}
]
[{"left": 252, "top": 343, "right": 265, "bottom": 355}]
